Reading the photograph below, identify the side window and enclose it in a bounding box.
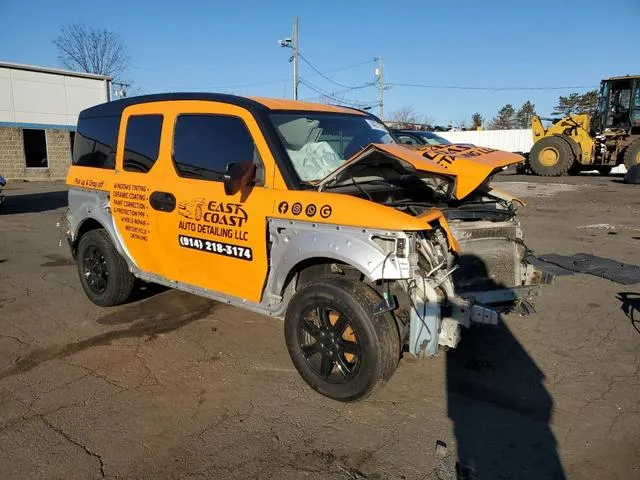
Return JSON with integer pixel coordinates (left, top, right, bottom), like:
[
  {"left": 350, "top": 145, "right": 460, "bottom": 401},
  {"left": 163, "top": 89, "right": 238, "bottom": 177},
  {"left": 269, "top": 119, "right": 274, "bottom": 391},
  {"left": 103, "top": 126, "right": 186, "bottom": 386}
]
[
  {"left": 123, "top": 115, "right": 163, "bottom": 173},
  {"left": 173, "top": 114, "right": 255, "bottom": 181},
  {"left": 73, "top": 115, "right": 120, "bottom": 169},
  {"left": 398, "top": 135, "right": 419, "bottom": 146}
]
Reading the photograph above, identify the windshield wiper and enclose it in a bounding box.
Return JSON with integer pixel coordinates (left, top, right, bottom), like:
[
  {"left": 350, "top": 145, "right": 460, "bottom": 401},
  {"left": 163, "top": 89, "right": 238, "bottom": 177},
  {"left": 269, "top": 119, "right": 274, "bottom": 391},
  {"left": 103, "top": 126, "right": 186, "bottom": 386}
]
[
  {"left": 351, "top": 177, "right": 372, "bottom": 200},
  {"left": 322, "top": 178, "right": 396, "bottom": 190}
]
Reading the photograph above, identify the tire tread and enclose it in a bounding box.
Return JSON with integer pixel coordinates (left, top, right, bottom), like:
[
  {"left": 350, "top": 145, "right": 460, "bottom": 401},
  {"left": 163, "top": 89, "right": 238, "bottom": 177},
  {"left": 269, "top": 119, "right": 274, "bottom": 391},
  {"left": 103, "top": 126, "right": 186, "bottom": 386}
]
[
  {"left": 529, "top": 135, "right": 575, "bottom": 176},
  {"left": 284, "top": 278, "right": 400, "bottom": 402},
  {"left": 77, "top": 229, "right": 135, "bottom": 307}
]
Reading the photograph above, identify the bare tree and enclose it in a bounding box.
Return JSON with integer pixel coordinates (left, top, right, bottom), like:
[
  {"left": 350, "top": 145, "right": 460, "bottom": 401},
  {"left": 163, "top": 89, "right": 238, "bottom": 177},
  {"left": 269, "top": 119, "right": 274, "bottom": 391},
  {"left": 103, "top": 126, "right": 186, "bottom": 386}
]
[
  {"left": 388, "top": 105, "right": 420, "bottom": 126},
  {"left": 54, "top": 24, "right": 130, "bottom": 79},
  {"left": 454, "top": 117, "right": 469, "bottom": 130},
  {"left": 423, "top": 115, "right": 435, "bottom": 129}
]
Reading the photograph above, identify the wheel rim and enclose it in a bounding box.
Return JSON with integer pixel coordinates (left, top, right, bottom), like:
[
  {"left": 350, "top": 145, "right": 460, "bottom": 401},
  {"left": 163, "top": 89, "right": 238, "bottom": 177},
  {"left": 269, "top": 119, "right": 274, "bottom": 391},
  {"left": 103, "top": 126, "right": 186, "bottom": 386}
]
[
  {"left": 82, "top": 246, "right": 108, "bottom": 294},
  {"left": 539, "top": 147, "right": 559, "bottom": 167},
  {"left": 298, "top": 304, "right": 362, "bottom": 384},
  {"left": 635, "top": 149, "right": 640, "bottom": 165}
]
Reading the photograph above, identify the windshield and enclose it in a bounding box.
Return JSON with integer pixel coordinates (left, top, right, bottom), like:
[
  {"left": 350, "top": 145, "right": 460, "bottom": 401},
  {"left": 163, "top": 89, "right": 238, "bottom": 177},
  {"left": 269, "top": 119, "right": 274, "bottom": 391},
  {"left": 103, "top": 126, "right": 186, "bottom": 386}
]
[
  {"left": 270, "top": 112, "right": 395, "bottom": 182},
  {"left": 415, "top": 131, "right": 451, "bottom": 145}
]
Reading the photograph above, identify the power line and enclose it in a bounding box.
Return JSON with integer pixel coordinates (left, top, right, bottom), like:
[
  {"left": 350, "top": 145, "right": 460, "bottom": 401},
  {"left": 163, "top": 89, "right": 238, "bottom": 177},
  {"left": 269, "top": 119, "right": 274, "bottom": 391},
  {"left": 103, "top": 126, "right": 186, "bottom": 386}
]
[
  {"left": 302, "top": 81, "right": 375, "bottom": 101},
  {"left": 174, "top": 58, "right": 378, "bottom": 91},
  {"left": 299, "top": 79, "right": 374, "bottom": 105},
  {"left": 299, "top": 53, "right": 375, "bottom": 89},
  {"left": 299, "top": 78, "right": 376, "bottom": 108},
  {"left": 321, "top": 59, "right": 377, "bottom": 74},
  {"left": 387, "top": 82, "right": 598, "bottom": 91}
]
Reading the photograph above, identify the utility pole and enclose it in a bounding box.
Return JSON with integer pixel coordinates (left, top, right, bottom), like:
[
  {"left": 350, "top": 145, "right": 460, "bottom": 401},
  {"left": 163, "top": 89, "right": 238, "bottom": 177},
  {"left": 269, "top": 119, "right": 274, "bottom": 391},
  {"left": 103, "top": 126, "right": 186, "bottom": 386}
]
[
  {"left": 293, "top": 16, "right": 299, "bottom": 100},
  {"left": 376, "top": 57, "right": 384, "bottom": 120}
]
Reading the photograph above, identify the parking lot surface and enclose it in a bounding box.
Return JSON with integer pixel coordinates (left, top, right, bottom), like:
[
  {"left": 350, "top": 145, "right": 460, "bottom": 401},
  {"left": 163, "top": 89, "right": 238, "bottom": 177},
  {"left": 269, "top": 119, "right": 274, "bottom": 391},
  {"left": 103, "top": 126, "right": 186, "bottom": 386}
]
[{"left": 0, "top": 175, "right": 638, "bottom": 479}]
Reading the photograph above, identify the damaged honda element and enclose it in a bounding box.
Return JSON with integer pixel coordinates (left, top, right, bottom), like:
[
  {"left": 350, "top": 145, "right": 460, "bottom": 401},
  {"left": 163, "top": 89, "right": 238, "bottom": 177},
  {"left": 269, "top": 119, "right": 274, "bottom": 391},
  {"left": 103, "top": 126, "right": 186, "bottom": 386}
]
[{"left": 65, "top": 93, "right": 541, "bottom": 401}]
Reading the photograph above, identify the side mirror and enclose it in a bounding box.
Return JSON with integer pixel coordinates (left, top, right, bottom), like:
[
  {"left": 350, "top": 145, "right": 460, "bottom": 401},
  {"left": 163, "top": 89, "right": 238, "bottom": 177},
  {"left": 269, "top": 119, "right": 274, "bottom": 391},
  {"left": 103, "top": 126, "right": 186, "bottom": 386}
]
[{"left": 223, "top": 162, "right": 255, "bottom": 196}]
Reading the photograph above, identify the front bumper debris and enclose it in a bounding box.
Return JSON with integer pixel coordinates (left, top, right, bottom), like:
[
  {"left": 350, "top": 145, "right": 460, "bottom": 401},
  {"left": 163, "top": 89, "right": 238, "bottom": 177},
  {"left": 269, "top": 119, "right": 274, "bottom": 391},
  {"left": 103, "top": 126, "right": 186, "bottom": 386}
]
[{"left": 407, "top": 277, "right": 537, "bottom": 358}]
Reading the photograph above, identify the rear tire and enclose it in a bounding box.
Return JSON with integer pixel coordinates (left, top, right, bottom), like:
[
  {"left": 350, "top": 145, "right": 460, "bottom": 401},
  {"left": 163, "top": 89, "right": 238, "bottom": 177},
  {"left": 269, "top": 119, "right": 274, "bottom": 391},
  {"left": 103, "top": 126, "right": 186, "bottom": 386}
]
[
  {"left": 529, "top": 136, "right": 575, "bottom": 176},
  {"left": 77, "top": 229, "right": 135, "bottom": 307},
  {"left": 284, "top": 278, "right": 400, "bottom": 402},
  {"left": 623, "top": 141, "right": 640, "bottom": 170}
]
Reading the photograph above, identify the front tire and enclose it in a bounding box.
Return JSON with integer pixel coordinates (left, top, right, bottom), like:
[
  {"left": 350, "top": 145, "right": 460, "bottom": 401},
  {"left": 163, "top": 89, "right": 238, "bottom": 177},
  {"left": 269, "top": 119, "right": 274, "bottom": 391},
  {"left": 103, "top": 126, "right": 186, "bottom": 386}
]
[
  {"left": 624, "top": 140, "right": 640, "bottom": 170},
  {"left": 529, "top": 136, "right": 575, "bottom": 176},
  {"left": 77, "top": 229, "right": 135, "bottom": 307},
  {"left": 284, "top": 278, "right": 400, "bottom": 402}
]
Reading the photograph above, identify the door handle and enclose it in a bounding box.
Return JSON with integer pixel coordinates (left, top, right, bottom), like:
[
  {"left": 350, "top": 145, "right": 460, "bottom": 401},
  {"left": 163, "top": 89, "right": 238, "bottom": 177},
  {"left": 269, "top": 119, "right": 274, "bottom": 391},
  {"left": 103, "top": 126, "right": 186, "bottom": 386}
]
[{"left": 149, "top": 191, "right": 176, "bottom": 212}]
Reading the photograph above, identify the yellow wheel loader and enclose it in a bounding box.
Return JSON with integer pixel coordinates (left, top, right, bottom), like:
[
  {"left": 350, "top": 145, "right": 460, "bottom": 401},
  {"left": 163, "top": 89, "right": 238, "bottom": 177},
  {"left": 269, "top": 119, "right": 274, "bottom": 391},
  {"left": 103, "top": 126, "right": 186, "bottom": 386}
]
[{"left": 528, "top": 75, "right": 640, "bottom": 176}]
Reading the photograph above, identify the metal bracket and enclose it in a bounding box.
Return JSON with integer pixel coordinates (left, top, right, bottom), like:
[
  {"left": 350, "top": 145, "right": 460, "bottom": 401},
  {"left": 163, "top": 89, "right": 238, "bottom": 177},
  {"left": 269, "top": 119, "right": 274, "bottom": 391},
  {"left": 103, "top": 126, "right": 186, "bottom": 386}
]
[
  {"left": 448, "top": 297, "right": 499, "bottom": 327},
  {"left": 524, "top": 263, "right": 555, "bottom": 285},
  {"left": 460, "top": 285, "right": 538, "bottom": 306},
  {"left": 468, "top": 303, "right": 499, "bottom": 325},
  {"left": 373, "top": 291, "right": 397, "bottom": 316}
]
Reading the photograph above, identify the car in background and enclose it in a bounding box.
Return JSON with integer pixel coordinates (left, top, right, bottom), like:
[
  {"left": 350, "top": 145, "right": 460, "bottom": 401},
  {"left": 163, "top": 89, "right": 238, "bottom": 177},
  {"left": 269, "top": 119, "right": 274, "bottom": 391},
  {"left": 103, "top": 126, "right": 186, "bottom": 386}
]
[
  {"left": 0, "top": 175, "right": 6, "bottom": 211},
  {"left": 390, "top": 129, "right": 474, "bottom": 147}
]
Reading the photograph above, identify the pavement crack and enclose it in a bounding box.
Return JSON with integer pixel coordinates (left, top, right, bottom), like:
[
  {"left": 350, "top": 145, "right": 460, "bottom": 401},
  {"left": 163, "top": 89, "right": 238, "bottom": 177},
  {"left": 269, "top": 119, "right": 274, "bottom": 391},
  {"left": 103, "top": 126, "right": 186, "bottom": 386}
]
[
  {"left": 65, "top": 361, "right": 126, "bottom": 392},
  {"left": 39, "top": 415, "right": 106, "bottom": 477},
  {"left": 0, "top": 334, "right": 30, "bottom": 346}
]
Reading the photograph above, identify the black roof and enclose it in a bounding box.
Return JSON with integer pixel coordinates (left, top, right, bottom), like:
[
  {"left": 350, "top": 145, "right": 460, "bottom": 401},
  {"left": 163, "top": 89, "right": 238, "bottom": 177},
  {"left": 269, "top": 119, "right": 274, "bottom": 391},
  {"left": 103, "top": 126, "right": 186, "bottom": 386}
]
[{"left": 80, "top": 93, "right": 268, "bottom": 118}]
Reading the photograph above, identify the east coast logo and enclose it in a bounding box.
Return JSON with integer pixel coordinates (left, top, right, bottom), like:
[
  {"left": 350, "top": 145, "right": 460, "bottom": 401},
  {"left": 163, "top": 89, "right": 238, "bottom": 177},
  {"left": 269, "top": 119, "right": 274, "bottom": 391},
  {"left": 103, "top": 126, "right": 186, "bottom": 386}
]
[
  {"left": 178, "top": 199, "right": 248, "bottom": 227},
  {"left": 178, "top": 199, "right": 249, "bottom": 242}
]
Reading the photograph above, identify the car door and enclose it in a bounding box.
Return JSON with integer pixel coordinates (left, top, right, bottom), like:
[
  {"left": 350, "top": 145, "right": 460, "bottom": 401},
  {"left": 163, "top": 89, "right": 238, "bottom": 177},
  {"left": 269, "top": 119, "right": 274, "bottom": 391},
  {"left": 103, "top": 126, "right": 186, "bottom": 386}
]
[
  {"left": 111, "top": 106, "right": 166, "bottom": 275},
  {"left": 151, "top": 101, "right": 276, "bottom": 303}
]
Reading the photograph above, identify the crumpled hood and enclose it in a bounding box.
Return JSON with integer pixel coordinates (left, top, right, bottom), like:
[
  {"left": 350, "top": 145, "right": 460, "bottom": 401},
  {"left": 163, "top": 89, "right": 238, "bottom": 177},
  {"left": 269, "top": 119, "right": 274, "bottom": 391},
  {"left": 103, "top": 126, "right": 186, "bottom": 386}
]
[{"left": 318, "top": 143, "right": 525, "bottom": 199}]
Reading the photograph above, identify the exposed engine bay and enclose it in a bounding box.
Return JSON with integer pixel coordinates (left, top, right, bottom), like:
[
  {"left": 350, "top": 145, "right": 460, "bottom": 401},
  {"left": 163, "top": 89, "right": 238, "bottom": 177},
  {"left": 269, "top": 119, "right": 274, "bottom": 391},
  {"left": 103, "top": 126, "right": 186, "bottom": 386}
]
[{"left": 317, "top": 148, "right": 538, "bottom": 313}]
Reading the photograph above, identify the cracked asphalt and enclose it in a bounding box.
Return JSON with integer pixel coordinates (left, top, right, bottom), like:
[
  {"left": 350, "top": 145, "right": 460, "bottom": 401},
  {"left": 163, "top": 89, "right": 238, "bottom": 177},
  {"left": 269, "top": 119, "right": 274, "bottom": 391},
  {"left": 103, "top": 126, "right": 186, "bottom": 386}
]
[{"left": 0, "top": 175, "right": 638, "bottom": 480}]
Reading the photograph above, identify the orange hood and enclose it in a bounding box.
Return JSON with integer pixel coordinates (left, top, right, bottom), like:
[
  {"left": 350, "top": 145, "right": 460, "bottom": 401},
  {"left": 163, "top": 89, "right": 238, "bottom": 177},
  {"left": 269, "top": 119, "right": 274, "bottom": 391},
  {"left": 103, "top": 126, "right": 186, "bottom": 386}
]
[{"left": 318, "top": 143, "right": 525, "bottom": 200}]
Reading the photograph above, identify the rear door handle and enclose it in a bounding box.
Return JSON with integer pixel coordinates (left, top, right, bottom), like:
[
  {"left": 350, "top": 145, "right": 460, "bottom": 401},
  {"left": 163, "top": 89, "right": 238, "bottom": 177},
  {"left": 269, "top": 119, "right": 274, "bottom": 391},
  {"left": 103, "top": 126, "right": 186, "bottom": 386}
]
[{"left": 149, "top": 191, "right": 176, "bottom": 212}]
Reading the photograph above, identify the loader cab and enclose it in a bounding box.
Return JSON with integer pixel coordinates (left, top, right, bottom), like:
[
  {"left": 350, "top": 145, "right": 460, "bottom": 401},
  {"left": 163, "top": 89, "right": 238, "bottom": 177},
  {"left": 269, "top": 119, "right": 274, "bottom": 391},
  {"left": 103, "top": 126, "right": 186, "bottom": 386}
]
[{"left": 596, "top": 76, "right": 640, "bottom": 132}]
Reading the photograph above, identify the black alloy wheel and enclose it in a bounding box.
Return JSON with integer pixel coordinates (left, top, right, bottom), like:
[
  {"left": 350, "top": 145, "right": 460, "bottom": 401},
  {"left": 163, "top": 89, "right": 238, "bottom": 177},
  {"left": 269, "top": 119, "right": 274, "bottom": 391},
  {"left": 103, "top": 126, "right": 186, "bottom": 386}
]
[
  {"left": 82, "top": 245, "right": 109, "bottom": 294},
  {"left": 284, "top": 278, "right": 400, "bottom": 402},
  {"left": 298, "top": 304, "right": 362, "bottom": 383}
]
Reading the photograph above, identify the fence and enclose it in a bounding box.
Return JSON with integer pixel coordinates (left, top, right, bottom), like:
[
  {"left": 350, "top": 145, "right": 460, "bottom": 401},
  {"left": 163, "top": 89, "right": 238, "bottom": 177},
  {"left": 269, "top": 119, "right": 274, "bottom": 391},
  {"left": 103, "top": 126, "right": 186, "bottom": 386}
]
[{"left": 436, "top": 128, "right": 533, "bottom": 153}]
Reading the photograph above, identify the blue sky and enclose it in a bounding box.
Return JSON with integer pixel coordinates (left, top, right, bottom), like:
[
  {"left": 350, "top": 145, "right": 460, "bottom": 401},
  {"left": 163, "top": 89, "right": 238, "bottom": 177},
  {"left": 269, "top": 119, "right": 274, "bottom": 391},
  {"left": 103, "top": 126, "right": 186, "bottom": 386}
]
[{"left": 1, "top": 0, "right": 639, "bottom": 125}]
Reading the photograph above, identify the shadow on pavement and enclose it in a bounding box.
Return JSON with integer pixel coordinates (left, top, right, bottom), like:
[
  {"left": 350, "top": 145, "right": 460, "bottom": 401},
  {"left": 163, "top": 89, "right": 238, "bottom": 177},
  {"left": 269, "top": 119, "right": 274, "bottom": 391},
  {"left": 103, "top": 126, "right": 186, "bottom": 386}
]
[
  {"left": 617, "top": 292, "right": 640, "bottom": 334},
  {"left": 447, "top": 258, "right": 564, "bottom": 479},
  {"left": 1, "top": 190, "right": 68, "bottom": 214},
  {"left": 0, "top": 290, "right": 216, "bottom": 379}
]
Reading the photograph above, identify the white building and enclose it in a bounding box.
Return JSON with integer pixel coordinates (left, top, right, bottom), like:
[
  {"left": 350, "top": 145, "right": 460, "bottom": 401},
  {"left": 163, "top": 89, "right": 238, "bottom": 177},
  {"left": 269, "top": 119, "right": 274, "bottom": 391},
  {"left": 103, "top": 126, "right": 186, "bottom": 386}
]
[{"left": 0, "top": 61, "right": 111, "bottom": 180}]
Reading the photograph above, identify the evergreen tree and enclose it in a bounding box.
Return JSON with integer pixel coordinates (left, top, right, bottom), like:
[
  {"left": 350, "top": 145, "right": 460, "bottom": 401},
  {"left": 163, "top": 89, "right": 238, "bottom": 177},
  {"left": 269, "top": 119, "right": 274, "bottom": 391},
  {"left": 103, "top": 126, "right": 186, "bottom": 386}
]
[
  {"left": 471, "top": 112, "right": 484, "bottom": 130},
  {"left": 553, "top": 90, "right": 598, "bottom": 117},
  {"left": 516, "top": 101, "right": 536, "bottom": 128},
  {"left": 490, "top": 104, "right": 516, "bottom": 130}
]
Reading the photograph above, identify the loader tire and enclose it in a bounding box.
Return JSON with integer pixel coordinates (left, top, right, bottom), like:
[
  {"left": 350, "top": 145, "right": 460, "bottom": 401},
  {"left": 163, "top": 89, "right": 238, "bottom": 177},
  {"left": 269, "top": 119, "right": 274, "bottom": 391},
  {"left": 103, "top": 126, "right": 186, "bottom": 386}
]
[
  {"left": 529, "top": 136, "right": 575, "bottom": 176},
  {"left": 623, "top": 141, "right": 640, "bottom": 171}
]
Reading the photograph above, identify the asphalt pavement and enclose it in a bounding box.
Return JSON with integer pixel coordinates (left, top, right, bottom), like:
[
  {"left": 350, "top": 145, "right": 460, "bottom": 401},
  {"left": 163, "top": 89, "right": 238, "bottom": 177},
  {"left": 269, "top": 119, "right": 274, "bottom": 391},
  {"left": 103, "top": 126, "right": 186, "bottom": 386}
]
[{"left": 0, "top": 175, "right": 638, "bottom": 479}]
